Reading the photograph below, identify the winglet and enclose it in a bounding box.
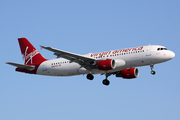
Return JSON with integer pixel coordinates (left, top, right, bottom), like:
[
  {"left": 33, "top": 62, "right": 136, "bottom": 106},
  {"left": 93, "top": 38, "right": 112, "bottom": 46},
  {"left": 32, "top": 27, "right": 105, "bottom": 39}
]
[{"left": 40, "top": 45, "right": 43, "bottom": 50}]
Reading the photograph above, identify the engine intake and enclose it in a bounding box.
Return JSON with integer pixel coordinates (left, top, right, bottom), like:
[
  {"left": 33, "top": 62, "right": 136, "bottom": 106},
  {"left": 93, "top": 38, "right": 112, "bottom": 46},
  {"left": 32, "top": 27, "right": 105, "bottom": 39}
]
[
  {"left": 116, "top": 68, "right": 139, "bottom": 79},
  {"left": 97, "top": 59, "right": 115, "bottom": 70}
]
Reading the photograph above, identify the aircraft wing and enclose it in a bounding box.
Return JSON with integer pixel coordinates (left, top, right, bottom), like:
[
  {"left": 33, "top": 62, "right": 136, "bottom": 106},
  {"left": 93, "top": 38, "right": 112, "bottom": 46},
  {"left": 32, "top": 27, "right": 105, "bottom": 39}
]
[
  {"left": 41, "top": 46, "right": 95, "bottom": 66},
  {"left": 6, "top": 62, "right": 35, "bottom": 70}
]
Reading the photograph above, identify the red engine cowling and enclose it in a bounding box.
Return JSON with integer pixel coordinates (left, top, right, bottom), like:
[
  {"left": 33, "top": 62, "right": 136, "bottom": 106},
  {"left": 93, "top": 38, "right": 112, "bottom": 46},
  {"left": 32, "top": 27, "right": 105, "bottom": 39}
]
[
  {"left": 116, "top": 68, "right": 139, "bottom": 79},
  {"left": 97, "top": 59, "right": 116, "bottom": 70}
]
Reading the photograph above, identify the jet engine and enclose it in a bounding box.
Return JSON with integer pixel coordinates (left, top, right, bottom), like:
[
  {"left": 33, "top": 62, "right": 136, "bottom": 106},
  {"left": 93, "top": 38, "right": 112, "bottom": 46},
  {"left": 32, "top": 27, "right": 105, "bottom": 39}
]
[
  {"left": 116, "top": 68, "right": 139, "bottom": 79},
  {"left": 97, "top": 59, "right": 115, "bottom": 70}
]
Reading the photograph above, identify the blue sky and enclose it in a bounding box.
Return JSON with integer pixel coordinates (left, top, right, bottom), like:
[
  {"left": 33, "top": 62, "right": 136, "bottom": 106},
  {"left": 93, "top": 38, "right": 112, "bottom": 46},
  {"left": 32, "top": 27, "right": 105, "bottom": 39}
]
[{"left": 0, "top": 0, "right": 180, "bottom": 120}]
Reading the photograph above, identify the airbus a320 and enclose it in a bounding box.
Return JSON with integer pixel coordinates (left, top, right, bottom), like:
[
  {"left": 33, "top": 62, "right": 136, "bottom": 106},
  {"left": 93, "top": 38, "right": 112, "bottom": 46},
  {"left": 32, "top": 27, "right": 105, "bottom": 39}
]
[{"left": 7, "top": 38, "right": 175, "bottom": 86}]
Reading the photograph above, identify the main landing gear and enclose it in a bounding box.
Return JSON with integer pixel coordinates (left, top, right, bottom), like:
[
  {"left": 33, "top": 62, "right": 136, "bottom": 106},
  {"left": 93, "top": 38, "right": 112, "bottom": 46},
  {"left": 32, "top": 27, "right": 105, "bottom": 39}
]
[
  {"left": 102, "top": 73, "right": 111, "bottom": 86},
  {"left": 102, "top": 79, "right": 110, "bottom": 86},
  {"left": 150, "top": 63, "right": 156, "bottom": 75},
  {"left": 86, "top": 73, "right": 111, "bottom": 86}
]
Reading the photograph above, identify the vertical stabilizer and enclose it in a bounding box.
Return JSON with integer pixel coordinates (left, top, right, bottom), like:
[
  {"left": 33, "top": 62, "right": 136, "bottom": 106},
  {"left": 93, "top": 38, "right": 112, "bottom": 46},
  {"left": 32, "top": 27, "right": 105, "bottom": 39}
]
[{"left": 18, "top": 37, "right": 47, "bottom": 65}]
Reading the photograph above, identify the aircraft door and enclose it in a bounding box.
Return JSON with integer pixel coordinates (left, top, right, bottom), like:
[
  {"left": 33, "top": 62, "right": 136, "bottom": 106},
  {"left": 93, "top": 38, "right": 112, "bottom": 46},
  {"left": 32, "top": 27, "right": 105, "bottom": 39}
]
[
  {"left": 41, "top": 63, "right": 48, "bottom": 72},
  {"left": 143, "top": 45, "right": 153, "bottom": 65},
  {"left": 146, "top": 46, "right": 151, "bottom": 56}
]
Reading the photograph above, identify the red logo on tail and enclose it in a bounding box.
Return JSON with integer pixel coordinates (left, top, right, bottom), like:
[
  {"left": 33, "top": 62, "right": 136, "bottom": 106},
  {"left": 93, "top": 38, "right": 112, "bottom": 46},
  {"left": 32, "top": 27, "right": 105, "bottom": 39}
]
[
  {"left": 18, "top": 37, "right": 47, "bottom": 65},
  {"left": 23, "top": 46, "right": 40, "bottom": 64}
]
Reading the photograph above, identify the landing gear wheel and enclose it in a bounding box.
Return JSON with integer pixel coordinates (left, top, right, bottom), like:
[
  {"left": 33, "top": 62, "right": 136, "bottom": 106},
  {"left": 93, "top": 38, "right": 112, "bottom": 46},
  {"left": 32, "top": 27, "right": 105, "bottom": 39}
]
[
  {"left": 102, "top": 79, "right": 110, "bottom": 86},
  {"left": 86, "top": 74, "right": 94, "bottom": 80},
  {"left": 151, "top": 71, "right": 156, "bottom": 75}
]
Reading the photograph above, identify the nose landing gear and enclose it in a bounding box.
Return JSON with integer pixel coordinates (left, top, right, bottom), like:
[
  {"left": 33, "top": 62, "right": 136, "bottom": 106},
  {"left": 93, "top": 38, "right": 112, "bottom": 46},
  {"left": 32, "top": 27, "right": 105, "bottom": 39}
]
[{"left": 150, "top": 63, "right": 156, "bottom": 75}]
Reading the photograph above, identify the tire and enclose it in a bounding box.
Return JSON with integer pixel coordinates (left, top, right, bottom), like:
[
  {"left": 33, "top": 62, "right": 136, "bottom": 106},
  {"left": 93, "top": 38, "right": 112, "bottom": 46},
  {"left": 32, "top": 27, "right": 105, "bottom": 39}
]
[
  {"left": 151, "top": 71, "right": 156, "bottom": 75},
  {"left": 102, "top": 79, "right": 110, "bottom": 86},
  {"left": 86, "top": 74, "right": 94, "bottom": 80}
]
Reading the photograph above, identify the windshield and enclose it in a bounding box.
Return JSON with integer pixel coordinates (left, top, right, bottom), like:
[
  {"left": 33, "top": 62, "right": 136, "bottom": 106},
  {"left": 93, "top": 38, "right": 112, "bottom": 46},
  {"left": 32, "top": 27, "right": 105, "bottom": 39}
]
[{"left": 157, "top": 48, "right": 168, "bottom": 51}]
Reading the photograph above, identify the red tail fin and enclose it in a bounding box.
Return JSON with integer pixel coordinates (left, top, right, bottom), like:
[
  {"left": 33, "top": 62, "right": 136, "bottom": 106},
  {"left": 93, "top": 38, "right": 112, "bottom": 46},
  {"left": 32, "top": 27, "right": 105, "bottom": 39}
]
[{"left": 18, "top": 37, "right": 47, "bottom": 65}]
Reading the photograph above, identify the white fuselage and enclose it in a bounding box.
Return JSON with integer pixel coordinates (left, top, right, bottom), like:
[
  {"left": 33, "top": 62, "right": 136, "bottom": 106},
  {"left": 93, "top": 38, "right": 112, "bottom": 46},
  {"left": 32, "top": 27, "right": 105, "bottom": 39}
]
[{"left": 36, "top": 45, "right": 175, "bottom": 76}]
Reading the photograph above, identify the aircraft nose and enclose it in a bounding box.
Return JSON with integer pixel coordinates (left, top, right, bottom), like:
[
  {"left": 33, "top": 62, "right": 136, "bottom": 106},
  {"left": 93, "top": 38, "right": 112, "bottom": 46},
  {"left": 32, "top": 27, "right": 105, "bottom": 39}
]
[{"left": 169, "top": 51, "right": 175, "bottom": 59}]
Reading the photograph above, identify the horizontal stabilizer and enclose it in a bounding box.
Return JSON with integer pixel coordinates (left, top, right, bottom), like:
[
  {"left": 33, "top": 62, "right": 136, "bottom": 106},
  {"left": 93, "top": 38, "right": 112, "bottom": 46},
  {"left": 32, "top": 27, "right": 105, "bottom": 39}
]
[{"left": 6, "top": 62, "right": 35, "bottom": 70}]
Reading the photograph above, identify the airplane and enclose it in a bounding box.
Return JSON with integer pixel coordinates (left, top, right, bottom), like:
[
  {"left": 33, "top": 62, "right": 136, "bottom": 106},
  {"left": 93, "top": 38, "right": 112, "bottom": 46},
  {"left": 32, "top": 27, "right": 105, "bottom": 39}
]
[{"left": 6, "top": 37, "right": 175, "bottom": 86}]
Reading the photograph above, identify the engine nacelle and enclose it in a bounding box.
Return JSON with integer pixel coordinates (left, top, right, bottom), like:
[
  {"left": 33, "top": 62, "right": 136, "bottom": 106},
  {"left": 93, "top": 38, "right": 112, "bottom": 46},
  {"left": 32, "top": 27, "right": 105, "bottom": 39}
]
[
  {"left": 97, "top": 59, "right": 115, "bottom": 70},
  {"left": 116, "top": 68, "right": 139, "bottom": 79}
]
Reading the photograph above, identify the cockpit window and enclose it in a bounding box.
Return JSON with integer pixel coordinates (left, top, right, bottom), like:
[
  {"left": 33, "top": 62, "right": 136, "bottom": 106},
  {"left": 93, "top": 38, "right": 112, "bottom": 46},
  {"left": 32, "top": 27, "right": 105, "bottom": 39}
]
[{"left": 157, "top": 48, "right": 168, "bottom": 51}]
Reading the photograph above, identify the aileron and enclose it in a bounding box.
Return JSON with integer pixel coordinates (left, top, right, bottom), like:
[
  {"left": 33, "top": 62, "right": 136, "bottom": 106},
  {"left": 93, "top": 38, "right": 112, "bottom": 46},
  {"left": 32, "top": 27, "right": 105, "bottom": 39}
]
[{"left": 41, "top": 46, "right": 95, "bottom": 63}]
